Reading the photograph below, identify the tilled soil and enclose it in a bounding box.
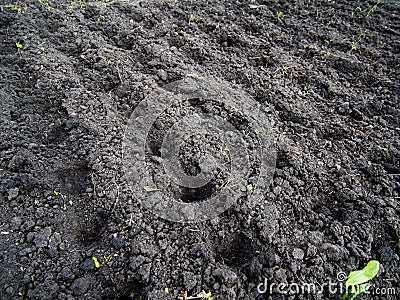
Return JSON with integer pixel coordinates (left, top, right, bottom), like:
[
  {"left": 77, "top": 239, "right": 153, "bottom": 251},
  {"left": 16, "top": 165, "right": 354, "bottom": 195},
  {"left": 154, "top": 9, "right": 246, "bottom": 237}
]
[{"left": 0, "top": 0, "right": 399, "bottom": 299}]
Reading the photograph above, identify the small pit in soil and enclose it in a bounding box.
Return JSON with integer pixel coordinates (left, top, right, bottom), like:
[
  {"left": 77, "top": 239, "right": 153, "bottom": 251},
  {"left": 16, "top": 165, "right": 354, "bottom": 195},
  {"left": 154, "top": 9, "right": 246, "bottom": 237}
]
[{"left": 146, "top": 99, "right": 261, "bottom": 203}]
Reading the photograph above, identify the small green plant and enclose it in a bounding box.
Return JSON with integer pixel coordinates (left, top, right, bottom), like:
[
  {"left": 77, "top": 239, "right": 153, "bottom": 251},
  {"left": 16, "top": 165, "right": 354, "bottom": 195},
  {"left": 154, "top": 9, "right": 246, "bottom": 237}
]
[
  {"left": 15, "top": 41, "right": 23, "bottom": 51},
  {"left": 92, "top": 256, "right": 101, "bottom": 268},
  {"left": 316, "top": 7, "right": 335, "bottom": 17},
  {"left": 276, "top": 11, "right": 283, "bottom": 20},
  {"left": 104, "top": 255, "right": 112, "bottom": 262},
  {"left": 185, "top": 290, "right": 213, "bottom": 300},
  {"left": 144, "top": 186, "right": 160, "bottom": 192},
  {"left": 342, "top": 260, "right": 380, "bottom": 300},
  {"left": 198, "top": 291, "right": 213, "bottom": 300},
  {"left": 366, "top": 0, "right": 380, "bottom": 17},
  {"left": 0, "top": 2, "right": 28, "bottom": 13},
  {"left": 281, "top": 65, "right": 289, "bottom": 76},
  {"left": 249, "top": 4, "right": 265, "bottom": 9},
  {"left": 349, "top": 35, "right": 362, "bottom": 53},
  {"left": 246, "top": 184, "right": 253, "bottom": 195}
]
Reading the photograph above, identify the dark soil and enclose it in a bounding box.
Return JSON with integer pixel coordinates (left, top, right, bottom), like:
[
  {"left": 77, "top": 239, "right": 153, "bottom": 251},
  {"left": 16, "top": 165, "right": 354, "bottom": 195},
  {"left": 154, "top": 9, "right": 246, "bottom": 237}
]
[{"left": 1, "top": 0, "right": 399, "bottom": 299}]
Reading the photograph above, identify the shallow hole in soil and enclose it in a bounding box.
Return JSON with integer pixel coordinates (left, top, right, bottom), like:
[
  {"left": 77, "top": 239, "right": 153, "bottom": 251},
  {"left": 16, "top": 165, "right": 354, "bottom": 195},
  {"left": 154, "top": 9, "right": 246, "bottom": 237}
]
[
  {"left": 57, "top": 162, "right": 91, "bottom": 196},
  {"left": 178, "top": 181, "right": 217, "bottom": 203},
  {"left": 46, "top": 123, "right": 68, "bottom": 144},
  {"left": 215, "top": 232, "right": 256, "bottom": 269},
  {"left": 276, "top": 149, "right": 291, "bottom": 168},
  {"left": 115, "top": 278, "right": 147, "bottom": 300},
  {"left": 79, "top": 210, "right": 109, "bottom": 246},
  {"left": 145, "top": 99, "right": 261, "bottom": 204}
]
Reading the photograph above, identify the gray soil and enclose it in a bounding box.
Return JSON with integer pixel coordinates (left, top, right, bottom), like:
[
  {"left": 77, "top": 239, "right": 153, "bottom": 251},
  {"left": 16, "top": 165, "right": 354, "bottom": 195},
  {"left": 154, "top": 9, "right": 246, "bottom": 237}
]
[{"left": 0, "top": 0, "right": 399, "bottom": 299}]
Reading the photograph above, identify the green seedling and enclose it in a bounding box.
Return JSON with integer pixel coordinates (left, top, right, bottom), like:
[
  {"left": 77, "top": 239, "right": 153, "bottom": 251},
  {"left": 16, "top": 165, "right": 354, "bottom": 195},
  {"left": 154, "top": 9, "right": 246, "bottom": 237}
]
[
  {"left": 249, "top": 4, "right": 265, "bottom": 9},
  {"left": 316, "top": 7, "right": 335, "bottom": 17},
  {"left": 349, "top": 35, "right": 362, "bottom": 53},
  {"left": 276, "top": 11, "right": 284, "bottom": 20},
  {"left": 104, "top": 255, "right": 112, "bottom": 263},
  {"left": 92, "top": 256, "right": 100, "bottom": 268},
  {"left": 185, "top": 290, "right": 213, "bottom": 300},
  {"left": 366, "top": 0, "right": 380, "bottom": 17},
  {"left": 144, "top": 186, "right": 159, "bottom": 192},
  {"left": 122, "top": 213, "right": 133, "bottom": 230},
  {"left": 281, "top": 66, "right": 289, "bottom": 76},
  {"left": 16, "top": 41, "right": 23, "bottom": 51},
  {"left": 246, "top": 184, "right": 253, "bottom": 195},
  {"left": 198, "top": 291, "right": 213, "bottom": 300},
  {"left": 185, "top": 73, "right": 201, "bottom": 78},
  {"left": 254, "top": 129, "right": 262, "bottom": 135},
  {"left": 342, "top": 260, "right": 380, "bottom": 300},
  {"left": 0, "top": 3, "right": 27, "bottom": 13}
]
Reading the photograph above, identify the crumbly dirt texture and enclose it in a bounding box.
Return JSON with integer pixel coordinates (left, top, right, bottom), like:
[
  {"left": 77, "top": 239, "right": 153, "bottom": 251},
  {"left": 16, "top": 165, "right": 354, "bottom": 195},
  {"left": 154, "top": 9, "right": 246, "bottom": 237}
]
[{"left": 0, "top": 0, "right": 399, "bottom": 299}]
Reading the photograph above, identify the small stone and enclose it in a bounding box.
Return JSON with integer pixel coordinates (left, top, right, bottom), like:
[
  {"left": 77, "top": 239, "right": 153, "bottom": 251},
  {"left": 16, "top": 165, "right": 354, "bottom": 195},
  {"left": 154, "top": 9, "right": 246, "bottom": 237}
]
[
  {"left": 58, "top": 267, "right": 75, "bottom": 282},
  {"left": 157, "top": 69, "right": 167, "bottom": 81},
  {"left": 379, "top": 246, "right": 393, "bottom": 262},
  {"left": 80, "top": 258, "right": 95, "bottom": 271},
  {"left": 212, "top": 267, "right": 238, "bottom": 285},
  {"left": 47, "top": 247, "right": 58, "bottom": 258},
  {"left": 248, "top": 257, "right": 263, "bottom": 275},
  {"left": 49, "top": 232, "right": 62, "bottom": 248},
  {"left": 263, "top": 252, "right": 280, "bottom": 267},
  {"left": 34, "top": 227, "right": 52, "bottom": 248},
  {"left": 130, "top": 254, "right": 149, "bottom": 271},
  {"left": 137, "top": 263, "right": 151, "bottom": 282},
  {"left": 111, "top": 237, "right": 124, "bottom": 250},
  {"left": 70, "top": 277, "right": 91, "bottom": 296},
  {"left": 59, "top": 242, "right": 66, "bottom": 251},
  {"left": 5, "top": 286, "right": 14, "bottom": 295},
  {"left": 339, "top": 102, "right": 350, "bottom": 113},
  {"left": 8, "top": 188, "right": 19, "bottom": 200},
  {"left": 308, "top": 231, "right": 324, "bottom": 245},
  {"left": 21, "top": 220, "right": 35, "bottom": 231},
  {"left": 321, "top": 243, "right": 348, "bottom": 261},
  {"left": 19, "top": 248, "right": 32, "bottom": 256},
  {"left": 307, "top": 245, "right": 317, "bottom": 257},
  {"left": 292, "top": 248, "right": 305, "bottom": 260},
  {"left": 10, "top": 216, "right": 22, "bottom": 230},
  {"left": 182, "top": 271, "right": 200, "bottom": 290},
  {"left": 273, "top": 268, "right": 287, "bottom": 284}
]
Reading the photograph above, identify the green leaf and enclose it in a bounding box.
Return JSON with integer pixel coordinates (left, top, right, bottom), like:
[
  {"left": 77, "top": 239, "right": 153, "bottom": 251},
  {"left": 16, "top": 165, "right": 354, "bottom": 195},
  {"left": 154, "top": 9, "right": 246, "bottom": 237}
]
[
  {"left": 345, "top": 260, "right": 379, "bottom": 287},
  {"left": 92, "top": 256, "right": 100, "bottom": 268},
  {"left": 144, "top": 186, "right": 160, "bottom": 192},
  {"left": 185, "top": 73, "right": 200, "bottom": 77},
  {"left": 16, "top": 41, "right": 22, "bottom": 50},
  {"left": 246, "top": 184, "right": 253, "bottom": 195}
]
